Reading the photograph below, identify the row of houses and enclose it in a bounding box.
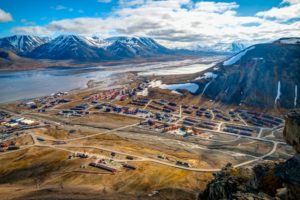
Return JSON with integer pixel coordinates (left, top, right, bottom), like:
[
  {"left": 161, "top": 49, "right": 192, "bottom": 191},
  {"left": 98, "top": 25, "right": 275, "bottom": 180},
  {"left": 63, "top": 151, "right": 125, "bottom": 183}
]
[{"left": 238, "top": 110, "right": 284, "bottom": 128}]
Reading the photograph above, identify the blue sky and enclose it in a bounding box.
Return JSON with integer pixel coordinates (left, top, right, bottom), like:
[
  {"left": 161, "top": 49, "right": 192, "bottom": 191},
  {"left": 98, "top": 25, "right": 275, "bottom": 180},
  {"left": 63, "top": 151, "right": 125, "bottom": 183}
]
[{"left": 0, "top": 0, "right": 299, "bottom": 48}]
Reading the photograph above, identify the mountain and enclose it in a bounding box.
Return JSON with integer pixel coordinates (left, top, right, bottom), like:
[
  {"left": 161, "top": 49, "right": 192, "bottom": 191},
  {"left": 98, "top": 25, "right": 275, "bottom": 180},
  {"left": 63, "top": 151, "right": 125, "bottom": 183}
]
[
  {"left": 0, "top": 48, "right": 47, "bottom": 71},
  {"left": 0, "top": 49, "right": 20, "bottom": 67},
  {"left": 8, "top": 35, "right": 173, "bottom": 61},
  {"left": 105, "top": 37, "right": 171, "bottom": 58},
  {"left": 0, "top": 34, "right": 227, "bottom": 62},
  {"left": 28, "top": 35, "right": 108, "bottom": 61},
  {"left": 0, "top": 35, "right": 49, "bottom": 55},
  {"left": 194, "top": 41, "right": 247, "bottom": 54},
  {"left": 195, "top": 38, "right": 300, "bottom": 109}
]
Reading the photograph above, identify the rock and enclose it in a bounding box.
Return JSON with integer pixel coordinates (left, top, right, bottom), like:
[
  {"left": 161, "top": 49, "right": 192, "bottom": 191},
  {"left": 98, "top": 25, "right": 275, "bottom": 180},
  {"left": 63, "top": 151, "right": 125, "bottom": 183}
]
[
  {"left": 283, "top": 110, "right": 300, "bottom": 153},
  {"left": 251, "top": 161, "right": 282, "bottom": 196},
  {"left": 199, "top": 161, "right": 283, "bottom": 200}
]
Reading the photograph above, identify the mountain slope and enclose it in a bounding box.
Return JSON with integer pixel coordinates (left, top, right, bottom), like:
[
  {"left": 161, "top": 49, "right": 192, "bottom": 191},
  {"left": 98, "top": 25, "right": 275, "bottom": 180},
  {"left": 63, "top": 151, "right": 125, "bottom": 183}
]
[
  {"left": 28, "top": 35, "right": 108, "bottom": 61},
  {"left": 196, "top": 38, "right": 300, "bottom": 109},
  {"left": 0, "top": 49, "right": 49, "bottom": 71},
  {"left": 106, "top": 37, "right": 171, "bottom": 58},
  {"left": 0, "top": 35, "right": 48, "bottom": 55},
  {"left": 0, "top": 49, "right": 20, "bottom": 67}
]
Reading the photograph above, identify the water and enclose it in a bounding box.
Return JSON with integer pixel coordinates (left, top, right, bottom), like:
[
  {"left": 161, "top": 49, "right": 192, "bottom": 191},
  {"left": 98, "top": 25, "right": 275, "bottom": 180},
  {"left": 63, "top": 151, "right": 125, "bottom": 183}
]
[
  {"left": 0, "top": 57, "right": 222, "bottom": 103},
  {"left": 0, "top": 67, "right": 113, "bottom": 103}
]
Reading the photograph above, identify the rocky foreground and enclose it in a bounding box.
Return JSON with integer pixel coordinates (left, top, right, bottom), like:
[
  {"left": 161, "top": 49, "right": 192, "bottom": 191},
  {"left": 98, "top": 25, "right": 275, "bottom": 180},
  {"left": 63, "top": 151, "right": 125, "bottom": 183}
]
[{"left": 199, "top": 110, "right": 300, "bottom": 200}]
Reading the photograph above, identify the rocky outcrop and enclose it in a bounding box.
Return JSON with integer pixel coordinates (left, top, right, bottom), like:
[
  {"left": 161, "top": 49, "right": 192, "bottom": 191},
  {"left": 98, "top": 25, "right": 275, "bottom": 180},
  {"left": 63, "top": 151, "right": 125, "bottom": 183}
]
[
  {"left": 277, "top": 109, "right": 300, "bottom": 199},
  {"left": 283, "top": 110, "right": 300, "bottom": 152},
  {"left": 199, "top": 110, "right": 300, "bottom": 200},
  {"left": 198, "top": 162, "right": 282, "bottom": 200}
]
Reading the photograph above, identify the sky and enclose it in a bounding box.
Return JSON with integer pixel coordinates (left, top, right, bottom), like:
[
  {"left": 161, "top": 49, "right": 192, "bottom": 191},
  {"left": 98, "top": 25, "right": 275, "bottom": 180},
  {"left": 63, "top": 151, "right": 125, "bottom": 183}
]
[{"left": 0, "top": 0, "right": 299, "bottom": 48}]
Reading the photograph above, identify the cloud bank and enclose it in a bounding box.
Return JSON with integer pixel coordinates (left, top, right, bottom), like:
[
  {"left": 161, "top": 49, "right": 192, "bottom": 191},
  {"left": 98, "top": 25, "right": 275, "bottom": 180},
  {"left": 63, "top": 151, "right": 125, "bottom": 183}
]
[{"left": 11, "top": 0, "right": 300, "bottom": 48}]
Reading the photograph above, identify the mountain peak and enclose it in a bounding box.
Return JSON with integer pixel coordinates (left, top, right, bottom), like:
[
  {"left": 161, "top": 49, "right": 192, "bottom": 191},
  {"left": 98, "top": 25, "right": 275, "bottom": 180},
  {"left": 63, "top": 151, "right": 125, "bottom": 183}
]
[{"left": 0, "top": 35, "right": 48, "bottom": 54}]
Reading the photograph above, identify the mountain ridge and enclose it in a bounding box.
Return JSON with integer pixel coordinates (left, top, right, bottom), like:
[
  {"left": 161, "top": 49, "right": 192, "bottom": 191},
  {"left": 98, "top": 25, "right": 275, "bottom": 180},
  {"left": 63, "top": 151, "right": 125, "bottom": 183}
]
[
  {"left": 0, "top": 34, "right": 235, "bottom": 61},
  {"left": 0, "top": 35, "right": 174, "bottom": 61}
]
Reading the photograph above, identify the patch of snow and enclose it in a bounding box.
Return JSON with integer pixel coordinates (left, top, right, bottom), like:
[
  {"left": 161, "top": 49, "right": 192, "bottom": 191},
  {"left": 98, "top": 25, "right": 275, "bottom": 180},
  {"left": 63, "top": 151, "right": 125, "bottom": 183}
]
[
  {"left": 201, "top": 80, "right": 213, "bottom": 95},
  {"left": 275, "top": 81, "right": 281, "bottom": 105},
  {"left": 295, "top": 85, "right": 298, "bottom": 107},
  {"left": 279, "top": 38, "right": 300, "bottom": 44},
  {"left": 159, "top": 83, "right": 199, "bottom": 93},
  {"left": 194, "top": 72, "right": 218, "bottom": 80},
  {"left": 223, "top": 46, "right": 255, "bottom": 66}
]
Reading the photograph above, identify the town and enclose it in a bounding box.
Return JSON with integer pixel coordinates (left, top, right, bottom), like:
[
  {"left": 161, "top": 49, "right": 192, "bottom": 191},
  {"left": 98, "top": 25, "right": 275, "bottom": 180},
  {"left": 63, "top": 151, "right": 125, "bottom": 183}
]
[{"left": 0, "top": 79, "right": 291, "bottom": 175}]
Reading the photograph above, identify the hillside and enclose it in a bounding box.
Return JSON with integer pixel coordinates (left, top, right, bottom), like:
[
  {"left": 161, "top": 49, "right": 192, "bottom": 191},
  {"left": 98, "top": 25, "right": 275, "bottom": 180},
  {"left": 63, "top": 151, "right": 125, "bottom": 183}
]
[
  {"left": 0, "top": 49, "right": 45, "bottom": 70},
  {"left": 195, "top": 38, "right": 300, "bottom": 109}
]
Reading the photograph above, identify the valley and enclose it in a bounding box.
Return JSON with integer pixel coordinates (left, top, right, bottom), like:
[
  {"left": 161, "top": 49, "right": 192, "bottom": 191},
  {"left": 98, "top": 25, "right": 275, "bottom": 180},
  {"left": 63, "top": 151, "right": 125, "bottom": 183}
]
[
  {"left": 1, "top": 0, "right": 300, "bottom": 198},
  {"left": 0, "top": 56, "right": 296, "bottom": 199},
  {"left": 0, "top": 57, "right": 222, "bottom": 103}
]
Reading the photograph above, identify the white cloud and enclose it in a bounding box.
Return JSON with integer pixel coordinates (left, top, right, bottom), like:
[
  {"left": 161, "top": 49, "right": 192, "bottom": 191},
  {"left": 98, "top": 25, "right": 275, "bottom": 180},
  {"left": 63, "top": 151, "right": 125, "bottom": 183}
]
[
  {"left": 194, "top": 1, "right": 239, "bottom": 13},
  {"left": 282, "top": 0, "right": 300, "bottom": 5},
  {"left": 11, "top": 0, "right": 300, "bottom": 48},
  {"left": 119, "top": 0, "right": 145, "bottom": 7},
  {"left": 13, "top": 26, "right": 53, "bottom": 35},
  {"left": 256, "top": 1, "right": 300, "bottom": 21},
  {"left": 98, "top": 0, "right": 112, "bottom": 3},
  {"left": 0, "top": 8, "right": 13, "bottom": 22},
  {"left": 51, "top": 5, "right": 74, "bottom": 12},
  {"left": 20, "top": 19, "right": 35, "bottom": 26},
  {"left": 51, "top": 5, "right": 67, "bottom": 10}
]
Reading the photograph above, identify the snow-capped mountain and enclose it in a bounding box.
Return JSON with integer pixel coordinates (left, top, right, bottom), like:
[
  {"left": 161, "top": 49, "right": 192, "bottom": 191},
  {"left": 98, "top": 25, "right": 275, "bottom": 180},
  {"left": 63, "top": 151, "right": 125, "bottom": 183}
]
[
  {"left": 194, "top": 42, "right": 247, "bottom": 54},
  {"left": 0, "top": 35, "right": 49, "bottom": 55},
  {"left": 105, "top": 36, "right": 171, "bottom": 58},
  {"left": 0, "top": 34, "right": 227, "bottom": 61},
  {"left": 16, "top": 35, "right": 172, "bottom": 61},
  {"left": 28, "top": 35, "right": 108, "bottom": 61},
  {"left": 195, "top": 38, "right": 300, "bottom": 109}
]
